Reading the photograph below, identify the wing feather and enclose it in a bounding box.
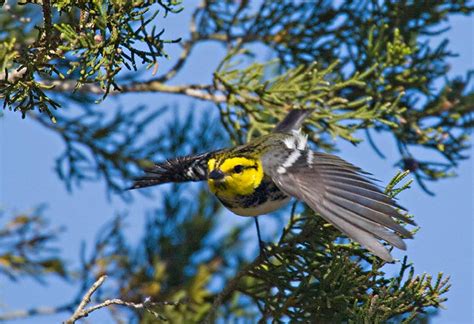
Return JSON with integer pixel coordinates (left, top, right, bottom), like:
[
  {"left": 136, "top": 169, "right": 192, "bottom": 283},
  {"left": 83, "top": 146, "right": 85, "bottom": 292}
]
[
  {"left": 324, "top": 195, "right": 412, "bottom": 237},
  {"left": 325, "top": 188, "right": 401, "bottom": 219},
  {"left": 319, "top": 169, "right": 382, "bottom": 183},
  {"left": 323, "top": 176, "right": 383, "bottom": 192},
  {"left": 316, "top": 204, "right": 394, "bottom": 262},
  {"left": 266, "top": 150, "right": 413, "bottom": 261},
  {"left": 129, "top": 151, "right": 218, "bottom": 190},
  {"left": 322, "top": 201, "right": 406, "bottom": 250}
]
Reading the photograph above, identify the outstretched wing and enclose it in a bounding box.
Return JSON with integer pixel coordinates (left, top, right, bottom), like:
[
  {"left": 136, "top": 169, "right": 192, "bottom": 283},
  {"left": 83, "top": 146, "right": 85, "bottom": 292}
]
[
  {"left": 265, "top": 150, "right": 414, "bottom": 262},
  {"left": 129, "top": 151, "right": 218, "bottom": 190}
]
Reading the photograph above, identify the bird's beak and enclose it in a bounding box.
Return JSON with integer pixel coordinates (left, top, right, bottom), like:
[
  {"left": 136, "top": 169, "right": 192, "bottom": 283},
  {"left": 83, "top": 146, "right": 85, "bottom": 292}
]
[{"left": 209, "top": 169, "right": 225, "bottom": 181}]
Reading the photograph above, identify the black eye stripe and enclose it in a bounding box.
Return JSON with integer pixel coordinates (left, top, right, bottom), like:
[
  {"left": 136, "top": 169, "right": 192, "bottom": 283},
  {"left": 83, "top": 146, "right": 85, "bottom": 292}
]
[{"left": 232, "top": 163, "right": 258, "bottom": 173}]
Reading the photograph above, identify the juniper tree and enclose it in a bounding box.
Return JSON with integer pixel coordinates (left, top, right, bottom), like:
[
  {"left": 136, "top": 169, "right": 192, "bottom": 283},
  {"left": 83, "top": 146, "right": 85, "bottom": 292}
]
[{"left": 0, "top": 0, "right": 472, "bottom": 323}]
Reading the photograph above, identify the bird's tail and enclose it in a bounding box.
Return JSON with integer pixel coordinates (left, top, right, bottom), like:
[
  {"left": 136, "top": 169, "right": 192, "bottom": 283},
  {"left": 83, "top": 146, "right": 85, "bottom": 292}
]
[{"left": 273, "top": 109, "right": 314, "bottom": 133}]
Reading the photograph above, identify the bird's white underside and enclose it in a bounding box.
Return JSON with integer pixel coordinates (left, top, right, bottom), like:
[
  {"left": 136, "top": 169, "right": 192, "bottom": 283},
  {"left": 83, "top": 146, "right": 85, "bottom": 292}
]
[{"left": 230, "top": 196, "right": 291, "bottom": 217}]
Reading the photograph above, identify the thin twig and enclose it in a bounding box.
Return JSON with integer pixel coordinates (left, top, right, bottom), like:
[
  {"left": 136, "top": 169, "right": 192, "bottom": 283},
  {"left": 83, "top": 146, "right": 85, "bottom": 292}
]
[
  {"left": 71, "top": 298, "right": 175, "bottom": 322},
  {"left": 62, "top": 275, "right": 180, "bottom": 323},
  {"left": 64, "top": 275, "right": 108, "bottom": 324}
]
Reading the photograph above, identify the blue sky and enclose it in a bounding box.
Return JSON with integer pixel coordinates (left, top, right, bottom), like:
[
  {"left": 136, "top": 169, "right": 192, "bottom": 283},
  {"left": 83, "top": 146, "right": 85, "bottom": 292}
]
[{"left": 0, "top": 3, "right": 472, "bottom": 323}]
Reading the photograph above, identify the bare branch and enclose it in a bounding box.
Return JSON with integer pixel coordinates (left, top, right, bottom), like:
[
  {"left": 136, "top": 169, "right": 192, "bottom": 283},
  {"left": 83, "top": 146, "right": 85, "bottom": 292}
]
[
  {"left": 36, "top": 78, "right": 227, "bottom": 103},
  {"left": 0, "top": 66, "right": 226, "bottom": 103},
  {"left": 64, "top": 275, "right": 108, "bottom": 324},
  {"left": 123, "top": 81, "right": 226, "bottom": 102},
  {"left": 62, "top": 275, "right": 181, "bottom": 324},
  {"left": 67, "top": 297, "right": 179, "bottom": 322}
]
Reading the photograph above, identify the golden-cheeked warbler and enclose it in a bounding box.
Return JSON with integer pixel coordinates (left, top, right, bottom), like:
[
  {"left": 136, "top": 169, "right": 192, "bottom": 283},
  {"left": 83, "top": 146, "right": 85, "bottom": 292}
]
[{"left": 130, "top": 109, "right": 414, "bottom": 262}]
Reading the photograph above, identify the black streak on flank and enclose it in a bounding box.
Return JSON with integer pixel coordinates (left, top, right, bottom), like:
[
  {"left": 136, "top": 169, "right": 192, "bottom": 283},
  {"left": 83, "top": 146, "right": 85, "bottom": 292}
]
[{"left": 240, "top": 179, "right": 287, "bottom": 208}]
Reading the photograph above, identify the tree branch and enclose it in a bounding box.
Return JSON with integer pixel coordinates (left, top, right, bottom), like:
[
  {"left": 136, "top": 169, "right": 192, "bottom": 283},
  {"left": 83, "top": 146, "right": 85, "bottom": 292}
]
[
  {"left": 38, "top": 79, "right": 227, "bottom": 103},
  {"left": 123, "top": 81, "right": 226, "bottom": 102},
  {"left": 64, "top": 275, "right": 107, "bottom": 324},
  {"left": 42, "top": 0, "right": 52, "bottom": 43},
  {"left": 62, "top": 275, "right": 181, "bottom": 324}
]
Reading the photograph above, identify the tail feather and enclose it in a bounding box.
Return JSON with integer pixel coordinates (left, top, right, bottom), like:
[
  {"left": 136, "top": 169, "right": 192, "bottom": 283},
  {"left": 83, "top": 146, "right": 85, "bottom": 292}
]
[{"left": 273, "top": 109, "right": 314, "bottom": 133}]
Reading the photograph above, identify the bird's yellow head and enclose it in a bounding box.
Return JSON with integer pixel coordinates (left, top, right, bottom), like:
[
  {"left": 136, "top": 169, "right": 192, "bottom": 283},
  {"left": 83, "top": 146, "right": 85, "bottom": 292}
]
[{"left": 207, "top": 156, "right": 264, "bottom": 198}]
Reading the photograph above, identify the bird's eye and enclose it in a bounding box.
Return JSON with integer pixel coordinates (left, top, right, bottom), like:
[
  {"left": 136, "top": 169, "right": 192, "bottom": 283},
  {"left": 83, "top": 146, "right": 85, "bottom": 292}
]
[{"left": 233, "top": 165, "right": 244, "bottom": 173}]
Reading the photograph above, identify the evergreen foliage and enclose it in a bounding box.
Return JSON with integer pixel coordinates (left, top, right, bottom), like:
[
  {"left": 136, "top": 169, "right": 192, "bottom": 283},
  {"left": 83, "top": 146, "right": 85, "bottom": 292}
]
[{"left": 0, "top": 0, "right": 472, "bottom": 322}]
